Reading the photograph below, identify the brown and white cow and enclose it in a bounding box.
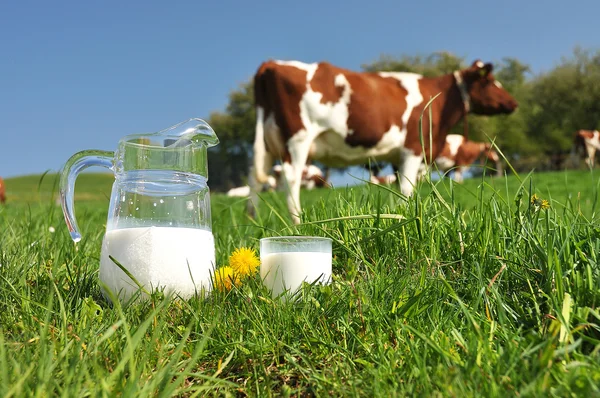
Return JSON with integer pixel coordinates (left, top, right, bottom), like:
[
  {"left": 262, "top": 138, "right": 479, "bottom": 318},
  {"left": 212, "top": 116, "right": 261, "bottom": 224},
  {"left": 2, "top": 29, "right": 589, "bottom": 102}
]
[
  {"left": 370, "top": 174, "right": 398, "bottom": 185},
  {"left": 0, "top": 177, "right": 5, "bottom": 204},
  {"left": 419, "top": 134, "right": 501, "bottom": 182},
  {"left": 370, "top": 135, "right": 502, "bottom": 184},
  {"left": 272, "top": 164, "right": 329, "bottom": 190},
  {"left": 249, "top": 59, "right": 518, "bottom": 223},
  {"left": 227, "top": 164, "right": 328, "bottom": 197},
  {"left": 573, "top": 129, "right": 600, "bottom": 168}
]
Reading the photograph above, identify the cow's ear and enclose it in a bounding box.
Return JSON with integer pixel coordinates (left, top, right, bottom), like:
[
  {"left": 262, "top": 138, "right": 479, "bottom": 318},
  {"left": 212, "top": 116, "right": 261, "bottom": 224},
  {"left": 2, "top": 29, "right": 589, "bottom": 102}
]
[
  {"left": 483, "top": 63, "right": 493, "bottom": 76},
  {"left": 466, "top": 60, "right": 487, "bottom": 80},
  {"left": 469, "top": 60, "right": 493, "bottom": 75},
  {"left": 470, "top": 60, "right": 485, "bottom": 70}
]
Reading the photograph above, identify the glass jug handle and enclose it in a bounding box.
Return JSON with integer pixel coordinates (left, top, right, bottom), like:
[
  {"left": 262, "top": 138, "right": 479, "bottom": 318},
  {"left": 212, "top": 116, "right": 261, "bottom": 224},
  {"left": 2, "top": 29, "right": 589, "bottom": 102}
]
[{"left": 59, "top": 150, "right": 114, "bottom": 242}]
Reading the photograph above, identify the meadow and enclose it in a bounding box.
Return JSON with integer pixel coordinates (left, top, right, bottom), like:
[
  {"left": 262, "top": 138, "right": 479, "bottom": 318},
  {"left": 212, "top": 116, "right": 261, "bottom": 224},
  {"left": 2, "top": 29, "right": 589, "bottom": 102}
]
[{"left": 1, "top": 168, "right": 600, "bottom": 396}]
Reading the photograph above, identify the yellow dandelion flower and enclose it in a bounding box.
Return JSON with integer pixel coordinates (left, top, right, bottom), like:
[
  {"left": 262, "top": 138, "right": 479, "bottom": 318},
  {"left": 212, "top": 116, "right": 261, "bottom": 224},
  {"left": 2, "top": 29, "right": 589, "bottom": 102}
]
[
  {"left": 213, "top": 266, "right": 239, "bottom": 292},
  {"left": 541, "top": 199, "right": 550, "bottom": 210},
  {"left": 530, "top": 194, "right": 539, "bottom": 205},
  {"left": 229, "top": 247, "right": 260, "bottom": 277}
]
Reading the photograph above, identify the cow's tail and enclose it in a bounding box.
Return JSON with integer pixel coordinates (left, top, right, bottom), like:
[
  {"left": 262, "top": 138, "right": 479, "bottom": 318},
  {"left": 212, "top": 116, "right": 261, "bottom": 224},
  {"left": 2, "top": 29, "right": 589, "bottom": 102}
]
[
  {"left": 252, "top": 106, "right": 270, "bottom": 184},
  {"left": 252, "top": 63, "right": 272, "bottom": 185},
  {"left": 573, "top": 131, "right": 585, "bottom": 153},
  {"left": 571, "top": 131, "right": 587, "bottom": 166}
]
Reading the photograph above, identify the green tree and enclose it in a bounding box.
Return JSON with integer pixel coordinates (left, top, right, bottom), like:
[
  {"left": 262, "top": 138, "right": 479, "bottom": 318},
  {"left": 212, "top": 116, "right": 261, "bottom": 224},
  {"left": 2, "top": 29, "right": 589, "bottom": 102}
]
[
  {"left": 476, "top": 57, "right": 536, "bottom": 159},
  {"left": 526, "top": 47, "right": 600, "bottom": 154},
  {"left": 362, "top": 51, "right": 465, "bottom": 76},
  {"left": 495, "top": 57, "right": 530, "bottom": 90},
  {"left": 206, "top": 81, "right": 255, "bottom": 191}
]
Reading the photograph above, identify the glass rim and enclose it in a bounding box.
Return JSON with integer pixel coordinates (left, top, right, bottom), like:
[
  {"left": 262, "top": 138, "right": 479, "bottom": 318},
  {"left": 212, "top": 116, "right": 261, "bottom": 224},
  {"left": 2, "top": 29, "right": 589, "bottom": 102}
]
[{"left": 260, "top": 236, "right": 332, "bottom": 243}]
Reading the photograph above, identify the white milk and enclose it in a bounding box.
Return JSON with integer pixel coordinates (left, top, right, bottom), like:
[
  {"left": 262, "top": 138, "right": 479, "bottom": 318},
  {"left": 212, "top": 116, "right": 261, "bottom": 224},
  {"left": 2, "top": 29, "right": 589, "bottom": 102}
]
[
  {"left": 99, "top": 226, "right": 215, "bottom": 302},
  {"left": 260, "top": 252, "right": 332, "bottom": 297}
]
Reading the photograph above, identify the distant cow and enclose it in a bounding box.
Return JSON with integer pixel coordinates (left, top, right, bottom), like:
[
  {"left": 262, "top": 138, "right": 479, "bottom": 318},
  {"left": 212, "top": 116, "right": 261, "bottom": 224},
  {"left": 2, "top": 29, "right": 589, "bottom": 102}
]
[
  {"left": 420, "top": 134, "right": 501, "bottom": 182},
  {"left": 227, "top": 175, "right": 277, "bottom": 198},
  {"left": 272, "top": 164, "right": 329, "bottom": 190},
  {"left": 370, "top": 174, "right": 398, "bottom": 185},
  {"left": 227, "top": 165, "right": 327, "bottom": 197},
  {"left": 368, "top": 135, "right": 501, "bottom": 184},
  {"left": 0, "top": 177, "right": 5, "bottom": 204},
  {"left": 249, "top": 59, "right": 518, "bottom": 223},
  {"left": 573, "top": 129, "right": 600, "bottom": 168}
]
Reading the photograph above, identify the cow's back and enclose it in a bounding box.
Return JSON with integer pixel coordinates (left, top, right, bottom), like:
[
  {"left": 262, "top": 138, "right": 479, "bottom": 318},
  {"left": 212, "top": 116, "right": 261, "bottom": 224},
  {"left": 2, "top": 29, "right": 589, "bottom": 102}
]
[
  {"left": 433, "top": 134, "right": 464, "bottom": 169},
  {"left": 254, "top": 60, "right": 313, "bottom": 142},
  {"left": 0, "top": 177, "right": 5, "bottom": 204},
  {"left": 255, "top": 60, "right": 419, "bottom": 152},
  {"left": 456, "top": 140, "right": 485, "bottom": 166}
]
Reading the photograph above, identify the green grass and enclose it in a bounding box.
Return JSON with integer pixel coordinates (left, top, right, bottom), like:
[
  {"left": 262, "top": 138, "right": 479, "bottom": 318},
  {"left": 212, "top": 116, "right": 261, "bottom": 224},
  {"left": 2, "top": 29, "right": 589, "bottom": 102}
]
[{"left": 1, "top": 169, "right": 600, "bottom": 396}]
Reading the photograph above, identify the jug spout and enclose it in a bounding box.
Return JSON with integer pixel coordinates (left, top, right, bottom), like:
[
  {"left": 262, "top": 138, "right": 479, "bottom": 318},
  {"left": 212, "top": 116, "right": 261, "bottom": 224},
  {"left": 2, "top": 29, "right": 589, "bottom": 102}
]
[
  {"left": 114, "top": 118, "right": 219, "bottom": 177},
  {"left": 159, "top": 118, "right": 219, "bottom": 148}
]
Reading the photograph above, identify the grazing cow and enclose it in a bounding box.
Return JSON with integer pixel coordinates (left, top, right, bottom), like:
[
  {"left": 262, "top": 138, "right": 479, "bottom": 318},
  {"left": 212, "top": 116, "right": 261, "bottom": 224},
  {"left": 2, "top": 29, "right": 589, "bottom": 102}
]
[
  {"left": 368, "top": 136, "right": 501, "bottom": 184},
  {"left": 370, "top": 174, "right": 398, "bottom": 185},
  {"left": 272, "top": 164, "right": 329, "bottom": 190},
  {"left": 369, "top": 137, "right": 501, "bottom": 184},
  {"left": 227, "top": 175, "right": 277, "bottom": 198},
  {"left": 573, "top": 129, "right": 600, "bottom": 168},
  {"left": 249, "top": 59, "right": 518, "bottom": 223},
  {"left": 0, "top": 177, "right": 5, "bottom": 204},
  {"left": 419, "top": 134, "right": 501, "bottom": 182},
  {"left": 228, "top": 165, "right": 327, "bottom": 197}
]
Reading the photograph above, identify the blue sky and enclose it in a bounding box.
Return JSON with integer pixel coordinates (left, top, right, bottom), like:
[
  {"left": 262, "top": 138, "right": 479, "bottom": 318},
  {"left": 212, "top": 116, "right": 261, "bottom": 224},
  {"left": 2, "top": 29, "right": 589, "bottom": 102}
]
[{"left": 1, "top": 0, "right": 598, "bottom": 181}]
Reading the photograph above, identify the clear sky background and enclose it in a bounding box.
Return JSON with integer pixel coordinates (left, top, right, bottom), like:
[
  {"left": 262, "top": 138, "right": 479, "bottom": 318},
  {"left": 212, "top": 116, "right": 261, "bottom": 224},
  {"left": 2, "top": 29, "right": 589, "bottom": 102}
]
[{"left": 1, "top": 0, "right": 598, "bottom": 181}]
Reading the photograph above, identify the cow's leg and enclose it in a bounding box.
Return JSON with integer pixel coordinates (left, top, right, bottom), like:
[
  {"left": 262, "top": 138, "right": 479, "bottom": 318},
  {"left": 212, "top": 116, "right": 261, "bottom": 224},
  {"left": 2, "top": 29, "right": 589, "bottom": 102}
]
[
  {"left": 453, "top": 167, "right": 466, "bottom": 183},
  {"left": 266, "top": 175, "right": 277, "bottom": 191},
  {"left": 323, "top": 167, "right": 331, "bottom": 185},
  {"left": 247, "top": 151, "right": 274, "bottom": 218},
  {"left": 397, "top": 152, "right": 423, "bottom": 197},
  {"left": 417, "top": 163, "right": 428, "bottom": 181},
  {"left": 248, "top": 106, "right": 276, "bottom": 217},
  {"left": 587, "top": 145, "right": 596, "bottom": 168},
  {"left": 283, "top": 135, "right": 313, "bottom": 224}
]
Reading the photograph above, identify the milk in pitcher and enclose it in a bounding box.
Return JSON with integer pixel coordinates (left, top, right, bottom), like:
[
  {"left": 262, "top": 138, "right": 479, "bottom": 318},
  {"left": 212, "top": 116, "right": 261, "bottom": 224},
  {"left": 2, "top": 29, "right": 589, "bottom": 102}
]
[{"left": 99, "top": 226, "right": 215, "bottom": 301}]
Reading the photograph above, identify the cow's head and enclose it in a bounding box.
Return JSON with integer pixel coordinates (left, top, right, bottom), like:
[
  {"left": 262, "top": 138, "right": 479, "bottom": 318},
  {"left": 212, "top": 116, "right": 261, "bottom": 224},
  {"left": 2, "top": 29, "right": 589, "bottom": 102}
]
[
  {"left": 482, "top": 143, "right": 499, "bottom": 163},
  {"left": 461, "top": 60, "right": 518, "bottom": 115},
  {"left": 480, "top": 142, "right": 503, "bottom": 177}
]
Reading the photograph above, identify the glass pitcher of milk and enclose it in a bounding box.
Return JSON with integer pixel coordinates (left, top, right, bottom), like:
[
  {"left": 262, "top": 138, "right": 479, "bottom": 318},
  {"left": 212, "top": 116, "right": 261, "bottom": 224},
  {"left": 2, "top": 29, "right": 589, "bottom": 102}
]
[{"left": 59, "top": 118, "right": 219, "bottom": 303}]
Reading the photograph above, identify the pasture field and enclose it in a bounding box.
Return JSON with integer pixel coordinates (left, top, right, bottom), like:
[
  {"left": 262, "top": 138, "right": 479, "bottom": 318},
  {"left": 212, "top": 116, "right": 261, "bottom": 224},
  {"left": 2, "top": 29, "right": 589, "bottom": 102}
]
[{"left": 1, "top": 169, "right": 600, "bottom": 396}]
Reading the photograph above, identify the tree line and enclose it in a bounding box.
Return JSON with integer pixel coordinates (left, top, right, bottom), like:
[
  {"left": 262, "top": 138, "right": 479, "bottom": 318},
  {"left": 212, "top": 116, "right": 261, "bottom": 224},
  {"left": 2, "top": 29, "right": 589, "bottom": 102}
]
[{"left": 206, "top": 47, "right": 600, "bottom": 192}]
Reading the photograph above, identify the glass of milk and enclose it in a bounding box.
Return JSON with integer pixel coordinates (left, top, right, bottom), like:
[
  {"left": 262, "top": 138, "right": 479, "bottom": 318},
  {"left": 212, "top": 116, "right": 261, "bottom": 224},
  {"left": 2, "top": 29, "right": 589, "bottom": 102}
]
[
  {"left": 260, "top": 236, "right": 332, "bottom": 298},
  {"left": 59, "top": 119, "right": 220, "bottom": 303}
]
